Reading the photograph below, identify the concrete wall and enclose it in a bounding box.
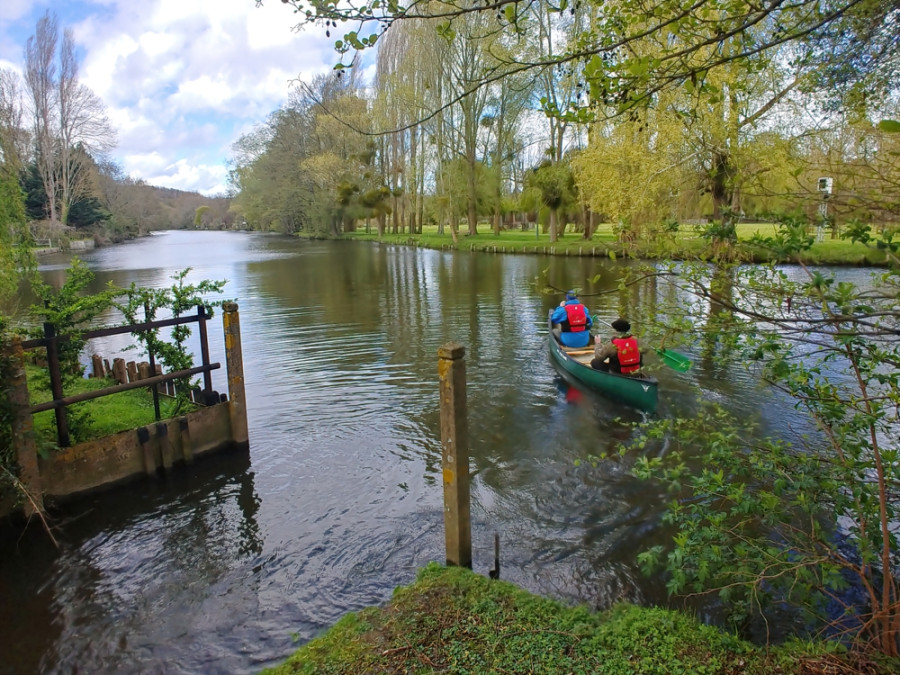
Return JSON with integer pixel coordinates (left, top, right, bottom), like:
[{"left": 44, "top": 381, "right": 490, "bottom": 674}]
[
  {"left": 2, "top": 302, "right": 248, "bottom": 519},
  {"left": 36, "top": 402, "right": 239, "bottom": 502}
]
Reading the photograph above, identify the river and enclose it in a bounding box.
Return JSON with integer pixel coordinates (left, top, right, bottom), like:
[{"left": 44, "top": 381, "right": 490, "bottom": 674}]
[{"left": 0, "top": 230, "right": 876, "bottom": 673}]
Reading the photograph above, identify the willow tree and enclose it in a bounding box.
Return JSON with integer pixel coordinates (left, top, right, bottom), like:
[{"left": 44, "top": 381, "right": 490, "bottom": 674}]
[
  {"left": 572, "top": 100, "right": 689, "bottom": 240},
  {"left": 525, "top": 160, "right": 575, "bottom": 242},
  {"left": 440, "top": 7, "right": 499, "bottom": 237},
  {"left": 373, "top": 18, "right": 442, "bottom": 235}
]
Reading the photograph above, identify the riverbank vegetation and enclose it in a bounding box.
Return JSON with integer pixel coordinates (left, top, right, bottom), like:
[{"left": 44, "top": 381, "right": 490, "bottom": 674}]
[
  {"left": 613, "top": 225, "right": 900, "bottom": 657},
  {"left": 267, "top": 563, "right": 896, "bottom": 675},
  {"left": 313, "top": 221, "right": 891, "bottom": 266},
  {"left": 231, "top": 5, "right": 899, "bottom": 258}
]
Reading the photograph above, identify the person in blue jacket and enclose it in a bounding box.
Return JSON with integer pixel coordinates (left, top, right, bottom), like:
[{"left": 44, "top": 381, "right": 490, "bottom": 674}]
[{"left": 551, "top": 290, "right": 593, "bottom": 348}]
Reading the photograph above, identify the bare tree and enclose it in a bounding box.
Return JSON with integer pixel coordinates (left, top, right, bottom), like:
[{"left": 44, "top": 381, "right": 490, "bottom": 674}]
[
  {"left": 25, "top": 11, "right": 59, "bottom": 223},
  {"left": 24, "top": 11, "right": 115, "bottom": 226},
  {"left": 0, "top": 68, "right": 30, "bottom": 169}
]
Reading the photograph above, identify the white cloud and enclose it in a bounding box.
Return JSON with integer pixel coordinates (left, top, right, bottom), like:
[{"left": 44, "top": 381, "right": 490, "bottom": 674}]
[
  {"left": 0, "top": 0, "right": 37, "bottom": 23},
  {"left": 2, "top": 0, "right": 337, "bottom": 195}
]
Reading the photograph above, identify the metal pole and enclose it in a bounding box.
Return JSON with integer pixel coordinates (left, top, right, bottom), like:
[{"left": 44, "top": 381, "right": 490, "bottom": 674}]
[{"left": 197, "top": 304, "right": 213, "bottom": 393}]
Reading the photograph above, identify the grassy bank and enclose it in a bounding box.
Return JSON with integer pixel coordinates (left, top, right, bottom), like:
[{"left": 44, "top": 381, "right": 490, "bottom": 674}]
[
  {"left": 27, "top": 365, "right": 195, "bottom": 448},
  {"left": 325, "top": 223, "right": 888, "bottom": 266},
  {"left": 265, "top": 564, "right": 893, "bottom": 675}
]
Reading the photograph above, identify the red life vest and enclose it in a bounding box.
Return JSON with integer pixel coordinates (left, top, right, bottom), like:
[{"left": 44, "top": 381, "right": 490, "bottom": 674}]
[
  {"left": 563, "top": 303, "right": 588, "bottom": 332},
  {"left": 612, "top": 336, "right": 641, "bottom": 373}
]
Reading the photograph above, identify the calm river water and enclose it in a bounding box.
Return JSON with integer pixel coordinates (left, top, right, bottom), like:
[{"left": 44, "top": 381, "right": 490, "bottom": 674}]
[{"left": 0, "top": 231, "right": 874, "bottom": 673}]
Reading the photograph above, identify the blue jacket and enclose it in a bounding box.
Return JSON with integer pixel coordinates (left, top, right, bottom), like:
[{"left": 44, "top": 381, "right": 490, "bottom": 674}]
[{"left": 551, "top": 300, "right": 593, "bottom": 347}]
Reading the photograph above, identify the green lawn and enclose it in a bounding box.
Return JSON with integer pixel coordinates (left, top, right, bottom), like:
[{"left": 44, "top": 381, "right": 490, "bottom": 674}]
[
  {"left": 26, "top": 364, "right": 195, "bottom": 450},
  {"left": 330, "top": 222, "right": 887, "bottom": 265}
]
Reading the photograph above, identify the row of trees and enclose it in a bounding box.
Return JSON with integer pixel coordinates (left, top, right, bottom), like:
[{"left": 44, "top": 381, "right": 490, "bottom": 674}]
[
  {"left": 232, "top": 0, "right": 898, "bottom": 243},
  {"left": 1, "top": 11, "right": 231, "bottom": 249}
]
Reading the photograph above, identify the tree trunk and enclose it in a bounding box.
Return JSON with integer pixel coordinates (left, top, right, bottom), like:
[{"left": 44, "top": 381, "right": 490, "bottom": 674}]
[
  {"left": 466, "top": 154, "right": 478, "bottom": 237},
  {"left": 711, "top": 150, "right": 732, "bottom": 221}
]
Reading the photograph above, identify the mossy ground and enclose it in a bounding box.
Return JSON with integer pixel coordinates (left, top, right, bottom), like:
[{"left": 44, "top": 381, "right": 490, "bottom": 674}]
[
  {"left": 323, "top": 223, "right": 888, "bottom": 266},
  {"left": 265, "top": 564, "right": 894, "bottom": 675}
]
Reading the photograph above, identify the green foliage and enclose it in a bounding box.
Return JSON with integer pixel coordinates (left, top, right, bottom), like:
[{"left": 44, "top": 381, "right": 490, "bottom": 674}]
[
  {"left": 20, "top": 163, "right": 48, "bottom": 222},
  {"left": 29, "top": 258, "right": 121, "bottom": 382},
  {"left": 117, "top": 268, "right": 226, "bottom": 408},
  {"left": 436, "top": 158, "right": 497, "bottom": 224},
  {"left": 193, "top": 205, "right": 210, "bottom": 228},
  {"left": 525, "top": 161, "right": 574, "bottom": 211},
  {"left": 27, "top": 259, "right": 121, "bottom": 442},
  {"left": 632, "top": 405, "right": 848, "bottom": 629},
  {"left": 277, "top": 0, "right": 899, "bottom": 123},
  {"left": 0, "top": 164, "right": 35, "bottom": 305},
  {"left": 632, "top": 242, "right": 900, "bottom": 655},
  {"left": 66, "top": 194, "right": 110, "bottom": 229}
]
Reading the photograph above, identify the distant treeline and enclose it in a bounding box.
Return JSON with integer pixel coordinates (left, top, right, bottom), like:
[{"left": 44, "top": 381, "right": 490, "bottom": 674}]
[{"left": 21, "top": 156, "right": 233, "bottom": 244}]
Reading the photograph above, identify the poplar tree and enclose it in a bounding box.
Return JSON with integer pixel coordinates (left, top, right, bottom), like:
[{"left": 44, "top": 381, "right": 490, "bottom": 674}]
[{"left": 23, "top": 11, "right": 115, "bottom": 226}]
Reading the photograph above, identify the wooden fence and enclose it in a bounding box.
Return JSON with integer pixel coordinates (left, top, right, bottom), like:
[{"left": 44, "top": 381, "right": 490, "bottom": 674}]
[{"left": 21, "top": 305, "right": 219, "bottom": 448}]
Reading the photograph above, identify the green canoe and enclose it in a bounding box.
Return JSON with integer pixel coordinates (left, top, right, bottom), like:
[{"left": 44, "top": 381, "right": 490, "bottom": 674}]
[{"left": 547, "top": 313, "right": 659, "bottom": 413}]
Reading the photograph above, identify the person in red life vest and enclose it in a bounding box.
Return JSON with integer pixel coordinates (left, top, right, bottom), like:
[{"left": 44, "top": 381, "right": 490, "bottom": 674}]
[
  {"left": 550, "top": 290, "right": 593, "bottom": 348},
  {"left": 591, "top": 318, "right": 643, "bottom": 374}
]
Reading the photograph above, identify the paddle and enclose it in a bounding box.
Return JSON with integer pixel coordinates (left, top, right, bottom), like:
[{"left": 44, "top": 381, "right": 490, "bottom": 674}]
[
  {"left": 655, "top": 348, "right": 692, "bottom": 372},
  {"left": 592, "top": 317, "right": 692, "bottom": 372}
]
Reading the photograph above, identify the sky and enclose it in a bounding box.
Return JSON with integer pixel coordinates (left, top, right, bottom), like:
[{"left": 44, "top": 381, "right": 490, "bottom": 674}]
[{"left": 0, "top": 0, "right": 340, "bottom": 195}]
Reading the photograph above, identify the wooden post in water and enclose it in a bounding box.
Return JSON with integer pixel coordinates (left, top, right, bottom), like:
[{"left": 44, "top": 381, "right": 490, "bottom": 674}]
[
  {"left": 438, "top": 342, "right": 472, "bottom": 569},
  {"left": 223, "top": 302, "right": 249, "bottom": 448},
  {"left": 5, "top": 336, "right": 43, "bottom": 515}
]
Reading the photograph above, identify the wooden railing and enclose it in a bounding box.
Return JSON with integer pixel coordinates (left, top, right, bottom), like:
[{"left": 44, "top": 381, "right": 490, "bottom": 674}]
[{"left": 21, "top": 306, "right": 219, "bottom": 448}]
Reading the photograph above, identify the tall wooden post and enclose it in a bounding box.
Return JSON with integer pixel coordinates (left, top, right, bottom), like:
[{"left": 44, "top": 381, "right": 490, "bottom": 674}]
[
  {"left": 5, "top": 336, "right": 44, "bottom": 515},
  {"left": 438, "top": 342, "right": 472, "bottom": 568},
  {"left": 223, "top": 302, "right": 248, "bottom": 448},
  {"left": 43, "top": 321, "right": 69, "bottom": 447}
]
